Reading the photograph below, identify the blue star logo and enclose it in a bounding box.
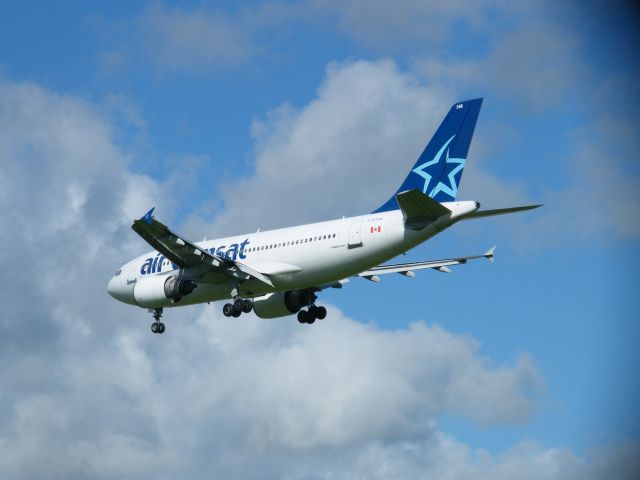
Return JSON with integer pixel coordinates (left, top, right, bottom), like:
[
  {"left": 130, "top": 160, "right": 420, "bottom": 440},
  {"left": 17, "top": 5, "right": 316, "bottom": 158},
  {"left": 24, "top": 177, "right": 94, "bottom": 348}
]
[{"left": 412, "top": 135, "right": 466, "bottom": 200}]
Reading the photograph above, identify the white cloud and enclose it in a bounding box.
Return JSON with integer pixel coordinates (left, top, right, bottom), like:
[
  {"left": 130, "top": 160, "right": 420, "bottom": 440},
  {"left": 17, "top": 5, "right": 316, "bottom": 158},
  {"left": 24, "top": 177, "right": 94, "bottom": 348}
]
[
  {"left": 0, "top": 296, "right": 546, "bottom": 478},
  {"left": 0, "top": 299, "right": 637, "bottom": 478}
]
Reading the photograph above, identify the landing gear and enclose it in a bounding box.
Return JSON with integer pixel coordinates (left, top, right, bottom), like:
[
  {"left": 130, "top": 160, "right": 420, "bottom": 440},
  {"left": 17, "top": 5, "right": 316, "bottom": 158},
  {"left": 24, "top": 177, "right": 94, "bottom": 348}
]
[
  {"left": 297, "top": 305, "right": 327, "bottom": 324},
  {"left": 150, "top": 308, "right": 166, "bottom": 334},
  {"left": 151, "top": 322, "right": 165, "bottom": 334},
  {"left": 223, "top": 299, "right": 253, "bottom": 318},
  {"left": 242, "top": 299, "right": 253, "bottom": 313},
  {"left": 297, "top": 310, "right": 311, "bottom": 324}
]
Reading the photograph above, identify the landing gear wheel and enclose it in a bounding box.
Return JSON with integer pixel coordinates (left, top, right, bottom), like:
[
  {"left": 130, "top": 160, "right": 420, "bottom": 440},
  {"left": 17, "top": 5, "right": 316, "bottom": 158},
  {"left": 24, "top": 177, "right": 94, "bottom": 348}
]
[
  {"left": 148, "top": 308, "right": 165, "bottom": 334},
  {"left": 306, "top": 315, "right": 316, "bottom": 325},
  {"left": 223, "top": 303, "right": 234, "bottom": 317},
  {"left": 316, "top": 306, "right": 327, "bottom": 320},
  {"left": 297, "top": 310, "right": 308, "bottom": 324},
  {"left": 242, "top": 299, "right": 253, "bottom": 313},
  {"left": 232, "top": 309, "right": 241, "bottom": 318},
  {"left": 234, "top": 298, "right": 245, "bottom": 312}
]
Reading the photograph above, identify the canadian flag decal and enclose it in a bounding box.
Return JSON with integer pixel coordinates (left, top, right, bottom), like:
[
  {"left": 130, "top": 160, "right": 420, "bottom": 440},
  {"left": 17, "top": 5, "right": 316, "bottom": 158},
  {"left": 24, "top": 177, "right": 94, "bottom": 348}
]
[{"left": 370, "top": 226, "right": 382, "bottom": 233}]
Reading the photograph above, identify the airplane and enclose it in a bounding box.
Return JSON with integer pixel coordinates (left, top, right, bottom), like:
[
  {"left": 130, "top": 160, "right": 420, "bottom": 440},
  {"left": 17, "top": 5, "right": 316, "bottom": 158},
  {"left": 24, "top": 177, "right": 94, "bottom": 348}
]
[{"left": 107, "top": 98, "right": 540, "bottom": 334}]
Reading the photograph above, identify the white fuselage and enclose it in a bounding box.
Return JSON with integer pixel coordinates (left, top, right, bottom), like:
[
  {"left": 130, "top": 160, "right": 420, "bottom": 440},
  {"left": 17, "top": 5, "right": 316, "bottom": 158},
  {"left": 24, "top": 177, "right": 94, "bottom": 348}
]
[{"left": 107, "top": 201, "right": 478, "bottom": 308}]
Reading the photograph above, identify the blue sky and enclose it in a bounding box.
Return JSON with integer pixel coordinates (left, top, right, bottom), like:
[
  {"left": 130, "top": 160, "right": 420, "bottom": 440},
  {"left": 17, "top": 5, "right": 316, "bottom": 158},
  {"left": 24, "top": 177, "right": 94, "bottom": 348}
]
[{"left": 1, "top": 1, "right": 639, "bottom": 478}]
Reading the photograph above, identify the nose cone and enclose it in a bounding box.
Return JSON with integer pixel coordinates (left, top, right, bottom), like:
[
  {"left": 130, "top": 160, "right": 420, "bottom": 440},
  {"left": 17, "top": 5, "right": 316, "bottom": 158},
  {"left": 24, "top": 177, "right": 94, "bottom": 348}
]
[{"left": 107, "top": 275, "right": 136, "bottom": 305}]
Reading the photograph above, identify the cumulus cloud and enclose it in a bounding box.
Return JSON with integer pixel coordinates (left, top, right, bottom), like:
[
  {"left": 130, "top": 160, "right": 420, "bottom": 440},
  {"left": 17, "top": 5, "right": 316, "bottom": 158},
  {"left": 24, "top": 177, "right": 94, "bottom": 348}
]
[
  {"left": 0, "top": 294, "right": 546, "bottom": 478},
  {"left": 1, "top": 293, "right": 637, "bottom": 478}
]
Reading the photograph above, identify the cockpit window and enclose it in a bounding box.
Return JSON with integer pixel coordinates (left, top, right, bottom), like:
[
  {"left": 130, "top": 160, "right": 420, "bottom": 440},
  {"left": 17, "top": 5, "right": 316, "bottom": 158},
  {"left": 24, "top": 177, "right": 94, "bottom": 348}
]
[{"left": 115, "top": 269, "right": 121, "bottom": 276}]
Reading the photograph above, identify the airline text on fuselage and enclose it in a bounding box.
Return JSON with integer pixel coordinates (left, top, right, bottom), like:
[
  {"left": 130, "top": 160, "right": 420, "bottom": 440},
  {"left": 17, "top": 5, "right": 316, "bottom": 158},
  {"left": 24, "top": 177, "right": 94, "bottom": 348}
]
[{"left": 140, "top": 239, "right": 250, "bottom": 275}]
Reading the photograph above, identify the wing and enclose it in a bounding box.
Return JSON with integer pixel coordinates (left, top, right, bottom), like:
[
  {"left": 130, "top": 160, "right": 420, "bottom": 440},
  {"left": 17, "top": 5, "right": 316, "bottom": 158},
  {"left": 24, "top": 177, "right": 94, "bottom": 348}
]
[
  {"left": 131, "top": 208, "right": 273, "bottom": 287},
  {"left": 357, "top": 246, "right": 496, "bottom": 282}
]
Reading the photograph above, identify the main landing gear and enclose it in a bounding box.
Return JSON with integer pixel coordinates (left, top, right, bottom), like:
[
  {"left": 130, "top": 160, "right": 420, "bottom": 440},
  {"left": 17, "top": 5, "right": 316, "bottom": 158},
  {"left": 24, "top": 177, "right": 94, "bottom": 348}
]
[
  {"left": 297, "top": 305, "right": 327, "bottom": 324},
  {"left": 150, "top": 308, "right": 166, "bottom": 334},
  {"left": 222, "top": 298, "right": 253, "bottom": 318}
]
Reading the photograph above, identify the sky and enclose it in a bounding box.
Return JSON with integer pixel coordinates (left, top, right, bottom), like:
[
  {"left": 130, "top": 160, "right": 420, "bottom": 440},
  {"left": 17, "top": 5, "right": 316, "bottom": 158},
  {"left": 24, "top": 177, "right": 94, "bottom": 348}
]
[{"left": 0, "top": 1, "right": 639, "bottom": 478}]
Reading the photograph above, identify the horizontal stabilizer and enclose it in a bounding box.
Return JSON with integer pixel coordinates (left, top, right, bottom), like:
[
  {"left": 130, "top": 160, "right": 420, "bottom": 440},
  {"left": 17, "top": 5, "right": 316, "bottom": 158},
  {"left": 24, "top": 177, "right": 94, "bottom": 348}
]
[
  {"left": 465, "top": 204, "right": 542, "bottom": 219},
  {"left": 396, "top": 189, "right": 451, "bottom": 230}
]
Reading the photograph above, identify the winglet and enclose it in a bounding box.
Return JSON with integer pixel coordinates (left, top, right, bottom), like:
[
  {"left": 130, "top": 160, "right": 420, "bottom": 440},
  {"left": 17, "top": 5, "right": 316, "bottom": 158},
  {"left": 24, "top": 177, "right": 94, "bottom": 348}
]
[
  {"left": 484, "top": 245, "right": 496, "bottom": 262},
  {"left": 141, "top": 207, "right": 155, "bottom": 225}
]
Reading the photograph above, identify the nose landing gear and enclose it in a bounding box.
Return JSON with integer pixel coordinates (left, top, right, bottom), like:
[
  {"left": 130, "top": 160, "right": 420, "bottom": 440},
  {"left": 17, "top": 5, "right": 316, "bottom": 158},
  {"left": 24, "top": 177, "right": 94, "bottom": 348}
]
[{"left": 149, "top": 308, "right": 166, "bottom": 334}]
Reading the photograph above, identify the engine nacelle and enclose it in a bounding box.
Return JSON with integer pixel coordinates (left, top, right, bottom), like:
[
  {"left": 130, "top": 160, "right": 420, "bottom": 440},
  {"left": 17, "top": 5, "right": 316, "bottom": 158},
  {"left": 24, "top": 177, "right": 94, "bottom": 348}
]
[
  {"left": 252, "top": 290, "right": 316, "bottom": 319},
  {"left": 133, "top": 275, "right": 197, "bottom": 308}
]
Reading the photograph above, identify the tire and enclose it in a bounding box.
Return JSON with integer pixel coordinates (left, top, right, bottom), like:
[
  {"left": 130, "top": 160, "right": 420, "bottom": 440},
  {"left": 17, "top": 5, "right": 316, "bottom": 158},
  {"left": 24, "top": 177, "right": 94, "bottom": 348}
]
[
  {"left": 234, "top": 299, "right": 245, "bottom": 312},
  {"left": 232, "top": 309, "right": 241, "bottom": 318},
  {"left": 223, "top": 303, "right": 234, "bottom": 317},
  {"left": 297, "top": 310, "right": 308, "bottom": 324},
  {"left": 306, "top": 316, "right": 316, "bottom": 325},
  {"left": 316, "top": 306, "right": 327, "bottom": 320},
  {"left": 158, "top": 323, "right": 166, "bottom": 334},
  {"left": 243, "top": 299, "right": 253, "bottom": 313},
  {"left": 151, "top": 323, "right": 158, "bottom": 333}
]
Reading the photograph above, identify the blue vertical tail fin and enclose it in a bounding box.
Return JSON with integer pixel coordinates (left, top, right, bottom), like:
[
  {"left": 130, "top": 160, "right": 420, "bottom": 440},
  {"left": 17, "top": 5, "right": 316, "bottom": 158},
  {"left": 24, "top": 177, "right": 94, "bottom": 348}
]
[{"left": 373, "top": 98, "right": 483, "bottom": 212}]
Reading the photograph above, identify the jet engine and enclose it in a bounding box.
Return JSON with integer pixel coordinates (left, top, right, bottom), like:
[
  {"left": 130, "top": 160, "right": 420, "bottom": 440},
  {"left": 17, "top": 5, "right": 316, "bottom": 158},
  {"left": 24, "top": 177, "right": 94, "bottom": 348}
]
[
  {"left": 133, "top": 275, "right": 197, "bottom": 308},
  {"left": 252, "top": 290, "right": 316, "bottom": 319}
]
